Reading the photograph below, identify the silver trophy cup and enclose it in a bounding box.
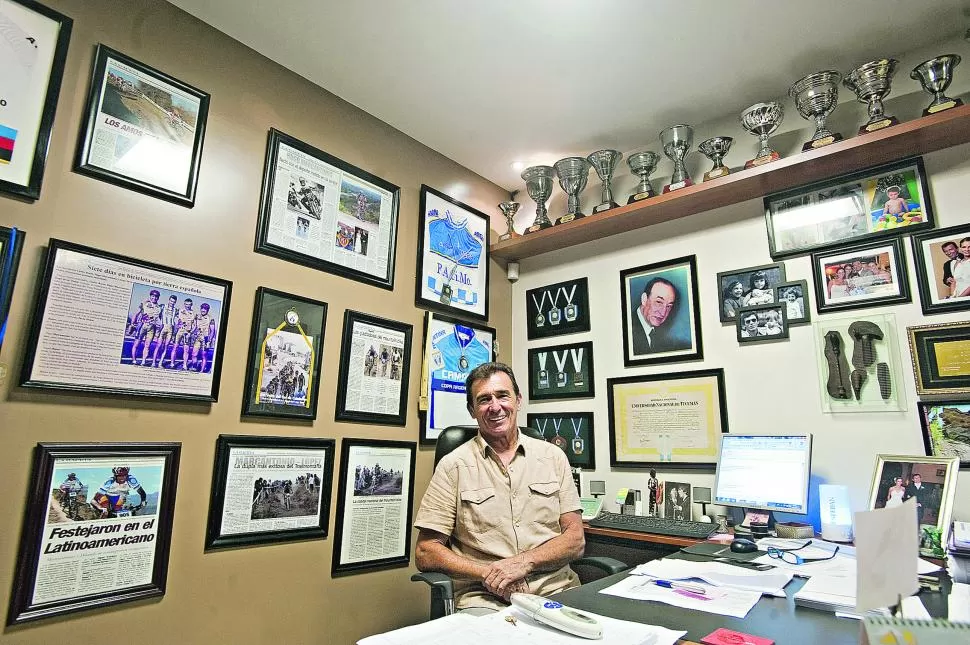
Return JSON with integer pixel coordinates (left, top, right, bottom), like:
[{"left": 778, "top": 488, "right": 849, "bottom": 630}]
[
  {"left": 844, "top": 58, "right": 899, "bottom": 133},
  {"left": 497, "top": 200, "right": 520, "bottom": 241},
  {"left": 586, "top": 150, "right": 622, "bottom": 213},
  {"left": 740, "top": 101, "right": 784, "bottom": 167},
  {"left": 659, "top": 124, "right": 694, "bottom": 192},
  {"left": 789, "top": 70, "right": 843, "bottom": 151},
  {"left": 698, "top": 137, "right": 733, "bottom": 181},
  {"left": 521, "top": 165, "right": 556, "bottom": 234},
  {"left": 553, "top": 157, "right": 591, "bottom": 225},
  {"left": 626, "top": 151, "right": 660, "bottom": 203},
  {"left": 910, "top": 54, "right": 963, "bottom": 116}
]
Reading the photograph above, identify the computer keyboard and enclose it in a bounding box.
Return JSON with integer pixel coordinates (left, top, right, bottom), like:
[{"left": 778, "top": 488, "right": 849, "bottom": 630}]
[{"left": 587, "top": 511, "right": 718, "bottom": 539}]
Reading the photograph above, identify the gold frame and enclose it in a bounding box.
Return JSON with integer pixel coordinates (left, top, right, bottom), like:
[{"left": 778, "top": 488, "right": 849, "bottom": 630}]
[{"left": 907, "top": 321, "right": 970, "bottom": 395}]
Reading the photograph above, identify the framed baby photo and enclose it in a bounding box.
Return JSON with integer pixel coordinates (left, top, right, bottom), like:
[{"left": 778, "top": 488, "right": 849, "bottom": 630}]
[
  {"left": 526, "top": 412, "right": 596, "bottom": 469},
  {"left": 526, "top": 276, "right": 591, "bottom": 340},
  {"left": 775, "top": 280, "right": 811, "bottom": 325},
  {"left": 528, "top": 340, "right": 594, "bottom": 401},
  {"left": 911, "top": 223, "right": 970, "bottom": 315},
  {"left": 735, "top": 303, "right": 788, "bottom": 344},
  {"left": 716, "top": 262, "right": 785, "bottom": 324},
  {"left": 811, "top": 237, "right": 911, "bottom": 313},
  {"left": 918, "top": 401, "right": 970, "bottom": 469}
]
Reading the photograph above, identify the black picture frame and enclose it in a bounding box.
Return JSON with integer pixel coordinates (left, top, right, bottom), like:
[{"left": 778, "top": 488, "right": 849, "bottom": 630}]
[
  {"left": 908, "top": 321, "right": 970, "bottom": 396},
  {"left": 918, "top": 401, "right": 970, "bottom": 469},
  {"left": 0, "top": 226, "right": 26, "bottom": 353},
  {"left": 811, "top": 237, "right": 911, "bottom": 313},
  {"left": 73, "top": 44, "right": 209, "bottom": 207},
  {"left": 764, "top": 157, "right": 934, "bottom": 260},
  {"left": 203, "top": 435, "right": 335, "bottom": 550},
  {"left": 527, "top": 340, "right": 595, "bottom": 401},
  {"left": 526, "top": 412, "right": 596, "bottom": 469},
  {"left": 414, "top": 184, "right": 490, "bottom": 322},
  {"left": 254, "top": 128, "right": 400, "bottom": 290},
  {"left": 715, "top": 262, "right": 786, "bottom": 324},
  {"left": 775, "top": 279, "right": 811, "bottom": 325},
  {"left": 526, "top": 276, "right": 591, "bottom": 340},
  {"left": 331, "top": 438, "right": 416, "bottom": 576},
  {"left": 0, "top": 0, "right": 72, "bottom": 201},
  {"left": 911, "top": 224, "right": 970, "bottom": 315},
  {"left": 7, "top": 442, "right": 180, "bottom": 625},
  {"left": 335, "top": 310, "right": 412, "bottom": 426},
  {"left": 736, "top": 302, "right": 789, "bottom": 344},
  {"left": 20, "top": 239, "right": 232, "bottom": 401},
  {"left": 241, "top": 287, "right": 327, "bottom": 420}
]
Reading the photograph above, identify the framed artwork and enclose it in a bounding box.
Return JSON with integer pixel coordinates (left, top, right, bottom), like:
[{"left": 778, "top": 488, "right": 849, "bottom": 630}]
[
  {"left": 8, "top": 442, "right": 180, "bottom": 624},
  {"left": 0, "top": 0, "right": 72, "bottom": 200},
  {"left": 419, "top": 311, "right": 495, "bottom": 444},
  {"left": 867, "top": 454, "right": 959, "bottom": 558},
  {"left": 919, "top": 401, "right": 970, "bottom": 469},
  {"left": 607, "top": 368, "right": 728, "bottom": 470},
  {"left": 764, "top": 157, "right": 933, "bottom": 260},
  {"left": 716, "top": 262, "right": 785, "bottom": 324},
  {"left": 620, "top": 255, "right": 703, "bottom": 367},
  {"left": 663, "top": 481, "right": 691, "bottom": 520},
  {"left": 908, "top": 321, "right": 970, "bottom": 396},
  {"left": 74, "top": 44, "right": 209, "bottom": 207},
  {"left": 0, "top": 226, "right": 26, "bottom": 353},
  {"left": 331, "top": 438, "right": 416, "bottom": 576},
  {"left": 527, "top": 340, "right": 594, "bottom": 401},
  {"left": 526, "top": 276, "right": 591, "bottom": 340},
  {"left": 20, "top": 239, "right": 232, "bottom": 401},
  {"left": 415, "top": 185, "right": 490, "bottom": 322},
  {"left": 334, "top": 310, "right": 412, "bottom": 426},
  {"left": 911, "top": 224, "right": 970, "bottom": 315},
  {"left": 775, "top": 279, "right": 811, "bottom": 325},
  {"left": 736, "top": 302, "right": 788, "bottom": 343},
  {"left": 811, "top": 237, "right": 910, "bottom": 313},
  {"left": 241, "top": 287, "right": 327, "bottom": 420},
  {"left": 204, "top": 435, "right": 335, "bottom": 550},
  {"left": 254, "top": 129, "right": 401, "bottom": 290},
  {"left": 813, "top": 312, "right": 905, "bottom": 413},
  {"left": 526, "top": 412, "right": 595, "bottom": 469}
]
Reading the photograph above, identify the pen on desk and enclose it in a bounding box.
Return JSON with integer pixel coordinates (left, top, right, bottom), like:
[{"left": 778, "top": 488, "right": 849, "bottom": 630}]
[{"left": 649, "top": 579, "right": 707, "bottom": 595}]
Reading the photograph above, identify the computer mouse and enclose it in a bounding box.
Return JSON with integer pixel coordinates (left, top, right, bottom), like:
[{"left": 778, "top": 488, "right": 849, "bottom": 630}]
[{"left": 730, "top": 538, "right": 759, "bottom": 553}]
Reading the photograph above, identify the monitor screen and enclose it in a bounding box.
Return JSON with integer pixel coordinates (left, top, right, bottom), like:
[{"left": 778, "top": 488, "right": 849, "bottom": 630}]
[{"left": 713, "top": 434, "right": 812, "bottom": 514}]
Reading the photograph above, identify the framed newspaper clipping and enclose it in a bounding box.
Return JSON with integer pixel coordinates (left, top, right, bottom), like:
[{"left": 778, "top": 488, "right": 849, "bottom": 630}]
[
  {"left": 204, "top": 435, "right": 335, "bottom": 551},
  {"left": 254, "top": 128, "right": 401, "bottom": 290},
  {"left": 0, "top": 226, "right": 26, "bottom": 353},
  {"left": 8, "top": 442, "right": 180, "bottom": 625}
]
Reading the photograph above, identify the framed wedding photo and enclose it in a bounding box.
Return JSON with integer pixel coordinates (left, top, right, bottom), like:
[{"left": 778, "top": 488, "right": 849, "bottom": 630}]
[
  {"left": 775, "top": 279, "right": 811, "bottom": 325},
  {"left": 526, "top": 276, "right": 591, "bottom": 340},
  {"left": 526, "top": 412, "right": 596, "bottom": 469},
  {"left": 918, "top": 401, "right": 970, "bottom": 468},
  {"left": 527, "top": 340, "right": 594, "bottom": 401},
  {"left": 254, "top": 129, "right": 401, "bottom": 290},
  {"left": 811, "top": 237, "right": 910, "bottom": 313},
  {"left": 74, "top": 44, "right": 209, "bottom": 207},
  {"left": 908, "top": 321, "right": 970, "bottom": 396},
  {"left": 0, "top": 227, "right": 26, "bottom": 353},
  {"left": 716, "top": 262, "right": 786, "bottom": 324},
  {"left": 911, "top": 223, "right": 970, "bottom": 315}
]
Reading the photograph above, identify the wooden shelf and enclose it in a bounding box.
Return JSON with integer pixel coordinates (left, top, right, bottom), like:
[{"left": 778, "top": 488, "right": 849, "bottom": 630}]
[{"left": 491, "top": 104, "right": 970, "bottom": 264}]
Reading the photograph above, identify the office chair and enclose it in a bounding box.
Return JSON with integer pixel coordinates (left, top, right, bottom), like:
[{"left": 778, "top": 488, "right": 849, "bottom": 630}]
[{"left": 411, "top": 425, "right": 628, "bottom": 619}]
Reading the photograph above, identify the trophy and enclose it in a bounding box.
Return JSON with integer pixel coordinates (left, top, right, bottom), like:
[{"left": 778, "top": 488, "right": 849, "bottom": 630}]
[
  {"left": 910, "top": 54, "right": 963, "bottom": 116},
  {"left": 586, "top": 149, "right": 622, "bottom": 214},
  {"left": 552, "top": 157, "right": 590, "bottom": 225},
  {"left": 521, "top": 165, "right": 555, "bottom": 234},
  {"left": 843, "top": 58, "right": 899, "bottom": 134},
  {"left": 497, "top": 198, "right": 520, "bottom": 242},
  {"left": 740, "top": 101, "right": 784, "bottom": 168},
  {"left": 697, "top": 136, "right": 732, "bottom": 181},
  {"left": 789, "top": 70, "right": 844, "bottom": 151},
  {"left": 626, "top": 151, "right": 659, "bottom": 203},
  {"left": 659, "top": 124, "right": 694, "bottom": 193}
]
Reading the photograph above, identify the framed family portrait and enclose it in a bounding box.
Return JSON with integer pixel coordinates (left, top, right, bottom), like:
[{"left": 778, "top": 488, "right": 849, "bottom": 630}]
[
  {"left": 811, "top": 237, "right": 910, "bottom": 313},
  {"left": 526, "top": 276, "right": 591, "bottom": 340},
  {"left": 415, "top": 185, "right": 490, "bottom": 322},
  {"left": 241, "top": 287, "right": 327, "bottom": 420},
  {"left": 716, "top": 262, "right": 785, "bottom": 324},
  {"left": 8, "top": 442, "right": 180, "bottom": 624},
  {"left": 334, "top": 310, "right": 412, "bottom": 426},
  {"left": 775, "top": 279, "right": 811, "bottom": 325},
  {"left": 0, "top": 0, "right": 72, "bottom": 200},
  {"left": 919, "top": 401, "right": 970, "bottom": 468},
  {"left": 20, "top": 239, "right": 232, "bottom": 401},
  {"left": 74, "top": 44, "right": 209, "bottom": 207},
  {"left": 331, "top": 438, "right": 416, "bottom": 576},
  {"left": 204, "top": 435, "right": 335, "bottom": 551},
  {"left": 867, "top": 454, "right": 959, "bottom": 557},
  {"left": 911, "top": 223, "right": 970, "bottom": 315},
  {"left": 620, "top": 255, "right": 702, "bottom": 367},
  {"left": 908, "top": 321, "right": 970, "bottom": 396},
  {"left": 736, "top": 302, "right": 788, "bottom": 344},
  {"left": 0, "top": 226, "right": 26, "bottom": 353},
  {"left": 527, "top": 340, "right": 594, "bottom": 401},
  {"left": 526, "top": 412, "right": 596, "bottom": 469},
  {"left": 764, "top": 157, "right": 933, "bottom": 260},
  {"left": 255, "top": 129, "right": 401, "bottom": 290}
]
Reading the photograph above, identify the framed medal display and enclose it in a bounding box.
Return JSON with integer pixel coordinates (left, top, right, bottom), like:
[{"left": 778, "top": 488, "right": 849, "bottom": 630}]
[
  {"left": 527, "top": 412, "right": 596, "bottom": 469},
  {"left": 527, "top": 340, "right": 595, "bottom": 401},
  {"left": 526, "top": 277, "right": 591, "bottom": 340}
]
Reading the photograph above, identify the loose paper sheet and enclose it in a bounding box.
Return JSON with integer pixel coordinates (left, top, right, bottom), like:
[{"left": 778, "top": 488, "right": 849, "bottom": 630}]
[{"left": 854, "top": 499, "right": 919, "bottom": 612}]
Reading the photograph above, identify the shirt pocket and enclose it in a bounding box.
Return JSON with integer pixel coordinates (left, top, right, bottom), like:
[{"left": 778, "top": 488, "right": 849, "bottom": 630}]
[
  {"left": 527, "top": 481, "right": 562, "bottom": 529},
  {"left": 459, "top": 487, "right": 501, "bottom": 533}
]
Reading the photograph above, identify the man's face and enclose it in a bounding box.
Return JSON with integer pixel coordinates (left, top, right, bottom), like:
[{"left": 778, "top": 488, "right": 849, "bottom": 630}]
[
  {"left": 743, "top": 315, "right": 758, "bottom": 332},
  {"left": 183, "top": 300, "right": 193, "bottom": 312},
  {"left": 943, "top": 243, "right": 959, "bottom": 260},
  {"left": 149, "top": 292, "right": 159, "bottom": 304},
  {"left": 115, "top": 472, "right": 128, "bottom": 483},
  {"left": 468, "top": 372, "right": 520, "bottom": 443},
  {"left": 168, "top": 296, "right": 177, "bottom": 307},
  {"left": 913, "top": 474, "right": 921, "bottom": 485},
  {"left": 640, "top": 282, "right": 676, "bottom": 328},
  {"left": 201, "top": 305, "right": 210, "bottom": 315},
  {"left": 853, "top": 261, "right": 863, "bottom": 272}
]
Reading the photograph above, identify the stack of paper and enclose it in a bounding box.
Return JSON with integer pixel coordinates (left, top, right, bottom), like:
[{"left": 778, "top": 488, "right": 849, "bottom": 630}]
[{"left": 630, "top": 558, "right": 794, "bottom": 597}]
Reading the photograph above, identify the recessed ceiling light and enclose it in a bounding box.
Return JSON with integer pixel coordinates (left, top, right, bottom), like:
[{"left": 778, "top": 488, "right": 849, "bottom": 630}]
[{"left": 510, "top": 161, "right": 524, "bottom": 171}]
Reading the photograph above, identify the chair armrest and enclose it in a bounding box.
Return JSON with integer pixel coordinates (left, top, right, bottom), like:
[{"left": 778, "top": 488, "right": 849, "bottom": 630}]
[
  {"left": 411, "top": 572, "right": 456, "bottom": 619},
  {"left": 572, "top": 556, "right": 629, "bottom": 575}
]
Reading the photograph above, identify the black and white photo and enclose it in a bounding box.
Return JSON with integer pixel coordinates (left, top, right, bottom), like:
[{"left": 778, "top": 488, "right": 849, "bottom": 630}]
[{"left": 716, "top": 262, "right": 785, "bottom": 323}]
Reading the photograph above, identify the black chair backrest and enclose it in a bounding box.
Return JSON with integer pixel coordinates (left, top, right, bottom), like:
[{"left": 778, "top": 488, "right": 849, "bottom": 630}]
[{"left": 433, "top": 425, "right": 543, "bottom": 469}]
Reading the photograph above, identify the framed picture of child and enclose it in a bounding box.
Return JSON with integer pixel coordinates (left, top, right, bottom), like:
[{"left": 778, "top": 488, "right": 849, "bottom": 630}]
[
  {"left": 911, "top": 223, "right": 970, "bottom": 315},
  {"left": 716, "top": 262, "right": 786, "bottom": 324}
]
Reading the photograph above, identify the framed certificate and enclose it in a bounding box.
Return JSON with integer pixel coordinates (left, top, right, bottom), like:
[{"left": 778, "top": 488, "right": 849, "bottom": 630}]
[{"left": 908, "top": 321, "right": 970, "bottom": 396}]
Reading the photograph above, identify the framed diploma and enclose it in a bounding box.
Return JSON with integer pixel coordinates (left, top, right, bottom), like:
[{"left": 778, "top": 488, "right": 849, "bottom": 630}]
[
  {"left": 527, "top": 340, "right": 594, "bottom": 401},
  {"left": 607, "top": 368, "right": 728, "bottom": 469},
  {"left": 908, "top": 321, "right": 970, "bottom": 396}
]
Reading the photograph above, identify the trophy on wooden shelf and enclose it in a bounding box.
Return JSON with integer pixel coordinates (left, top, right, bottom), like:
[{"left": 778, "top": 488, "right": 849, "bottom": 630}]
[
  {"left": 910, "top": 54, "right": 964, "bottom": 116},
  {"left": 740, "top": 101, "right": 784, "bottom": 168},
  {"left": 553, "top": 157, "right": 591, "bottom": 225},
  {"left": 659, "top": 124, "right": 694, "bottom": 193},
  {"left": 843, "top": 58, "right": 900, "bottom": 134},
  {"left": 497, "top": 196, "right": 520, "bottom": 242},
  {"left": 587, "top": 149, "right": 622, "bottom": 214},
  {"left": 521, "top": 165, "right": 555, "bottom": 234},
  {"left": 789, "top": 70, "right": 844, "bottom": 151},
  {"left": 626, "top": 151, "right": 659, "bottom": 203},
  {"left": 698, "top": 136, "right": 733, "bottom": 181}
]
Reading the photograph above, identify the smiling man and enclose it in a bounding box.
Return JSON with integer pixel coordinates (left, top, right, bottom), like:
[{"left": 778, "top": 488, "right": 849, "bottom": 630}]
[{"left": 413, "top": 362, "right": 584, "bottom": 613}]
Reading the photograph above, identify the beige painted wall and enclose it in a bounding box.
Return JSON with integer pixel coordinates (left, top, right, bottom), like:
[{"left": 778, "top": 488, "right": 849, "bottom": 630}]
[{"left": 0, "top": 1, "right": 511, "bottom": 643}]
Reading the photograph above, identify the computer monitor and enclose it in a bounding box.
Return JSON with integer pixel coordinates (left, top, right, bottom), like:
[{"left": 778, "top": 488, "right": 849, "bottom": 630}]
[{"left": 713, "top": 434, "right": 812, "bottom": 514}]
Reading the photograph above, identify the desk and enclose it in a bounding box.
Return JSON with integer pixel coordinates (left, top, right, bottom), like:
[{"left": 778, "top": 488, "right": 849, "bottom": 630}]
[{"left": 583, "top": 524, "right": 705, "bottom": 568}]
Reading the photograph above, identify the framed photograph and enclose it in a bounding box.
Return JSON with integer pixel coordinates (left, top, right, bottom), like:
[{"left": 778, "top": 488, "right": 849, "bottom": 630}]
[
  {"left": 335, "top": 310, "right": 412, "bottom": 426},
  {"left": 415, "top": 185, "right": 490, "bottom": 322},
  {"left": 7, "top": 442, "right": 180, "bottom": 624},
  {"left": 331, "top": 438, "right": 416, "bottom": 576},
  {"left": 775, "top": 279, "right": 811, "bottom": 325},
  {"left": 254, "top": 129, "right": 401, "bottom": 290},
  {"left": 813, "top": 312, "right": 905, "bottom": 413},
  {"left": 911, "top": 224, "right": 970, "bottom": 315},
  {"left": 241, "top": 287, "right": 327, "bottom": 420},
  {"left": 74, "top": 44, "right": 209, "bottom": 207},
  {"left": 919, "top": 402, "right": 970, "bottom": 468},
  {"left": 419, "top": 311, "right": 495, "bottom": 444},
  {"left": 765, "top": 157, "right": 933, "bottom": 260},
  {"left": 736, "top": 303, "right": 788, "bottom": 343},
  {"left": 663, "top": 481, "right": 691, "bottom": 520},
  {"left": 620, "top": 255, "right": 703, "bottom": 367},
  {"left": 0, "top": 226, "right": 26, "bottom": 353},
  {"left": 716, "top": 262, "right": 786, "bottom": 323},
  {"left": 526, "top": 412, "right": 595, "bottom": 469},
  {"left": 0, "top": 0, "right": 72, "bottom": 200},
  {"left": 20, "top": 239, "right": 232, "bottom": 401},
  {"left": 811, "top": 237, "right": 910, "bottom": 313},
  {"left": 867, "top": 454, "right": 959, "bottom": 557},
  {"left": 908, "top": 321, "right": 970, "bottom": 396},
  {"left": 527, "top": 340, "right": 594, "bottom": 401},
  {"left": 607, "top": 368, "right": 728, "bottom": 469},
  {"left": 204, "top": 435, "right": 335, "bottom": 550},
  {"left": 526, "top": 276, "right": 591, "bottom": 340}
]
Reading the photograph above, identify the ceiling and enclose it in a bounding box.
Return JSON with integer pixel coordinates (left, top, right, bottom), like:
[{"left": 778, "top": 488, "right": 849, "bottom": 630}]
[{"left": 170, "top": 0, "right": 967, "bottom": 191}]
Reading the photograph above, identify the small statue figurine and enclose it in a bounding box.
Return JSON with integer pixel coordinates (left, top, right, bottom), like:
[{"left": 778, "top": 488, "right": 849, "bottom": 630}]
[{"left": 647, "top": 469, "right": 659, "bottom": 516}]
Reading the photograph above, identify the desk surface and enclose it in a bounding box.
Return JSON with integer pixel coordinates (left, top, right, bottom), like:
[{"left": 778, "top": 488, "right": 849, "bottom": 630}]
[{"left": 583, "top": 523, "right": 703, "bottom": 549}]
